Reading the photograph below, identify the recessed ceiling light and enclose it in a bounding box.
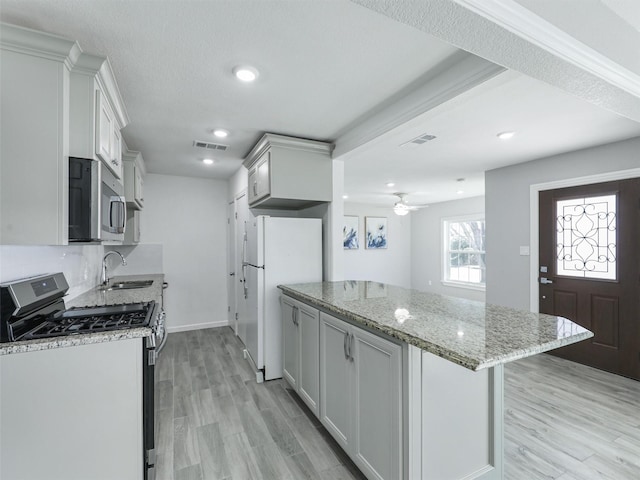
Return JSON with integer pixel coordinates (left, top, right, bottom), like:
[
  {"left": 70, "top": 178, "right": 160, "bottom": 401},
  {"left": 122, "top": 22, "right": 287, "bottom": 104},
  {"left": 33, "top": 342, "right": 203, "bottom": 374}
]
[
  {"left": 497, "top": 131, "right": 515, "bottom": 140},
  {"left": 386, "top": 182, "right": 395, "bottom": 187},
  {"left": 213, "top": 129, "right": 228, "bottom": 138},
  {"left": 456, "top": 190, "right": 464, "bottom": 195},
  {"left": 233, "top": 65, "right": 259, "bottom": 82},
  {"left": 342, "top": 195, "right": 349, "bottom": 199},
  {"left": 202, "top": 158, "right": 214, "bottom": 165}
]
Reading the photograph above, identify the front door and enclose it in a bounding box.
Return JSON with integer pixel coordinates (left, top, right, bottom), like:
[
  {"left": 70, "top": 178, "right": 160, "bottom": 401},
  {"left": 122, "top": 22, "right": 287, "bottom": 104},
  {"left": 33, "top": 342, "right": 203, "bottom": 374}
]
[{"left": 539, "top": 178, "right": 640, "bottom": 380}]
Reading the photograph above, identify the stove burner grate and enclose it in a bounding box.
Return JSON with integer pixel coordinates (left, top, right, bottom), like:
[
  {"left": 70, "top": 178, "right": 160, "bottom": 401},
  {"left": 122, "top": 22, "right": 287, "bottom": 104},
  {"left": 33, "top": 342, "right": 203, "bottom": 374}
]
[{"left": 19, "top": 304, "right": 152, "bottom": 341}]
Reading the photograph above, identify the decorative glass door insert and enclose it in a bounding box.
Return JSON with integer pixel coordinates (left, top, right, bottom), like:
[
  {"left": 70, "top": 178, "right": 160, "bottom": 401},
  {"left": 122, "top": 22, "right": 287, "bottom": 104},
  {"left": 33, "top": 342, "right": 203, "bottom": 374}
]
[{"left": 556, "top": 194, "right": 616, "bottom": 280}]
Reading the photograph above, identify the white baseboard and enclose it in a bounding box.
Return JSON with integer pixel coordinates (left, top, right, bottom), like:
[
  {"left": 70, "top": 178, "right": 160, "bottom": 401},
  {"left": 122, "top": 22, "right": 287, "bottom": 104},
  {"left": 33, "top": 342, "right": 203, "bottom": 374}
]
[{"left": 167, "top": 319, "right": 229, "bottom": 333}]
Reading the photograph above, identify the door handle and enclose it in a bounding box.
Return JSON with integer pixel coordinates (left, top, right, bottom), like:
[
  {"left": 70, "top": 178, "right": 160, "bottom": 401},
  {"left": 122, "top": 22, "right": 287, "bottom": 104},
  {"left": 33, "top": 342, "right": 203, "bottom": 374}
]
[
  {"left": 540, "top": 277, "right": 554, "bottom": 284},
  {"left": 349, "top": 333, "right": 354, "bottom": 361},
  {"left": 344, "top": 332, "right": 349, "bottom": 359}
]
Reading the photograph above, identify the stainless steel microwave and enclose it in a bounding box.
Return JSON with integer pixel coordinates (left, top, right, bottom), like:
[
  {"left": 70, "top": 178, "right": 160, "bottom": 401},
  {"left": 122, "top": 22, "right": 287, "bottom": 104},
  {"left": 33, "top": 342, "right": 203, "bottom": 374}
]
[{"left": 69, "top": 157, "right": 126, "bottom": 242}]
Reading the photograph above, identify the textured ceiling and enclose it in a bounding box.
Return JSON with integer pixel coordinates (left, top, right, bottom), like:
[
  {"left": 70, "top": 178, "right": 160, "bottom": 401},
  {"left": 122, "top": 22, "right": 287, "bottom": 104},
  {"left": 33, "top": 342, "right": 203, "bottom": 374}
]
[
  {"left": 342, "top": 69, "right": 640, "bottom": 206},
  {"left": 1, "top": 0, "right": 639, "bottom": 206},
  {"left": 0, "top": 0, "right": 458, "bottom": 179}
]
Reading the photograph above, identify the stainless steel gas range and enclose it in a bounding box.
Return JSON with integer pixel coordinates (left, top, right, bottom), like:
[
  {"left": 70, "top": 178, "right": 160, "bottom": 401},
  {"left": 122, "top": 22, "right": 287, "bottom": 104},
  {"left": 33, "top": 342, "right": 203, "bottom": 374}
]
[{"left": 0, "top": 272, "right": 166, "bottom": 480}]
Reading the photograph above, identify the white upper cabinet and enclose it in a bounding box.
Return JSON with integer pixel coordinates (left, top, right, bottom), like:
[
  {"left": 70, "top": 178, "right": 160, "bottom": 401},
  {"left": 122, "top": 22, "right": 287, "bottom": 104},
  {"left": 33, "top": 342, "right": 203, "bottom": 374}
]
[
  {"left": 0, "top": 23, "right": 79, "bottom": 245},
  {"left": 0, "top": 22, "right": 131, "bottom": 245},
  {"left": 248, "top": 150, "right": 271, "bottom": 205},
  {"left": 123, "top": 150, "right": 145, "bottom": 209},
  {"left": 69, "top": 52, "right": 129, "bottom": 180},
  {"left": 243, "top": 133, "right": 333, "bottom": 209},
  {"left": 96, "top": 89, "right": 113, "bottom": 162}
]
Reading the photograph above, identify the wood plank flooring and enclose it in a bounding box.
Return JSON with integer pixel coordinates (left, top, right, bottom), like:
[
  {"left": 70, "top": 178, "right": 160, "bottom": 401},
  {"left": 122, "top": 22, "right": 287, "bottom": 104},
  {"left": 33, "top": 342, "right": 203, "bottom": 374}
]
[
  {"left": 156, "top": 327, "right": 640, "bottom": 480},
  {"left": 154, "top": 327, "right": 366, "bottom": 480},
  {"left": 504, "top": 353, "right": 640, "bottom": 480}
]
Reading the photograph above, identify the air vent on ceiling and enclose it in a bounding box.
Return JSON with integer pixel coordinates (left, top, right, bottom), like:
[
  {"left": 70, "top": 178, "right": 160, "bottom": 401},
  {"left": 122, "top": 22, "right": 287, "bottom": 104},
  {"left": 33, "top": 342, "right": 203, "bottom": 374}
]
[
  {"left": 193, "top": 140, "right": 228, "bottom": 151},
  {"left": 400, "top": 133, "right": 437, "bottom": 147}
]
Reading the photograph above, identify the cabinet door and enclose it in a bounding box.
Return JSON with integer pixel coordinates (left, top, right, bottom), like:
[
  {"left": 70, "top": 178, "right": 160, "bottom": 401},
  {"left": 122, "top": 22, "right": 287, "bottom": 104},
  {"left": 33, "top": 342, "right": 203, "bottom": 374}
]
[
  {"left": 319, "top": 312, "right": 351, "bottom": 450},
  {"left": 133, "top": 210, "right": 140, "bottom": 243},
  {"left": 248, "top": 167, "right": 258, "bottom": 204},
  {"left": 298, "top": 302, "right": 320, "bottom": 417},
  {"left": 134, "top": 167, "right": 144, "bottom": 207},
  {"left": 95, "top": 89, "right": 112, "bottom": 162},
  {"left": 351, "top": 326, "right": 402, "bottom": 480},
  {"left": 281, "top": 296, "right": 299, "bottom": 389},
  {"left": 111, "top": 127, "right": 123, "bottom": 179},
  {"left": 256, "top": 151, "right": 271, "bottom": 200}
]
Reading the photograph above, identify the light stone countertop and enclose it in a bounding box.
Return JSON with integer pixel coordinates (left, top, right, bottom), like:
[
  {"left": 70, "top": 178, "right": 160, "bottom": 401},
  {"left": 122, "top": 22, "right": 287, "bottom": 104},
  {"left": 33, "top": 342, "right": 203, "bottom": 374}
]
[
  {"left": 278, "top": 281, "right": 593, "bottom": 371},
  {"left": 67, "top": 273, "right": 165, "bottom": 308},
  {"left": 0, "top": 274, "right": 164, "bottom": 356}
]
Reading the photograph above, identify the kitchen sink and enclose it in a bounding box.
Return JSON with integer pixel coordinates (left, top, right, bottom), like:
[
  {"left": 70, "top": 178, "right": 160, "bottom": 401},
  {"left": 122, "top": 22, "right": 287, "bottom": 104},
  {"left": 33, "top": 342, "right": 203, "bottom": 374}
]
[{"left": 101, "top": 280, "right": 154, "bottom": 291}]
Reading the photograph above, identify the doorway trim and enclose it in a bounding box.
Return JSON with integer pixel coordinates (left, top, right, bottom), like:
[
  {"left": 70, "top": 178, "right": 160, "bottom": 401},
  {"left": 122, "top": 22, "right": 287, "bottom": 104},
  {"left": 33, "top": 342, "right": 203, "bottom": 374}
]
[{"left": 529, "top": 167, "right": 640, "bottom": 312}]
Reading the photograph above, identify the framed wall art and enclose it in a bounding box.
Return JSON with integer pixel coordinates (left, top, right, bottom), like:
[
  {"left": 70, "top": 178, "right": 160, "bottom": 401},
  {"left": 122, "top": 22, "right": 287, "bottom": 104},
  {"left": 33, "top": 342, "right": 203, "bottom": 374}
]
[
  {"left": 365, "top": 216, "right": 387, "bottom": 249},
  {"left": 343, "top": 215, "right": 359, "bottom": 250}
]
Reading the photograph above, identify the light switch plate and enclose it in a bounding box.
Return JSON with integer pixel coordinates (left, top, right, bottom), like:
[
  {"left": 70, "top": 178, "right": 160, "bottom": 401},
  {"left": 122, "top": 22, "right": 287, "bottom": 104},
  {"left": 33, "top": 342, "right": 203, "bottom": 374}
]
[{"left": 519, "top": 246, "right": 530, "bottom": 256}]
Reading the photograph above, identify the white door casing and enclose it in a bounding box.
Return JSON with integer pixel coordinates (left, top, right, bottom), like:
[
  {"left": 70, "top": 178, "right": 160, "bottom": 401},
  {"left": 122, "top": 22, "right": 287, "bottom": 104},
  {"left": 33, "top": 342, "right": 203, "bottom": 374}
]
[
  {"left": 235, "top": 190, "right": 249, "bottom": 339},
  {"left": 227, "top": 200, "right": 236, "bottom": 328}
]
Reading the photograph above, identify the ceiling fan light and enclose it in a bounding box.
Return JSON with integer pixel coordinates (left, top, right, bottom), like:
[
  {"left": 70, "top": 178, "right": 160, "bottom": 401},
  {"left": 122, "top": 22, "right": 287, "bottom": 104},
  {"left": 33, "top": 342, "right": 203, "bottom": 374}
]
[{"left": 393, "top": 203, "right": 410, "bottom": 216}]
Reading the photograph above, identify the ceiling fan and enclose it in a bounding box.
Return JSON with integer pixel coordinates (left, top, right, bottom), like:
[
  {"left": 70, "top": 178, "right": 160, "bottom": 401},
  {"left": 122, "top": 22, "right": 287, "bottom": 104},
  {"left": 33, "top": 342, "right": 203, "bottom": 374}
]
[{"left": 392, "top": 193, "right": 428, "bottom": 216}]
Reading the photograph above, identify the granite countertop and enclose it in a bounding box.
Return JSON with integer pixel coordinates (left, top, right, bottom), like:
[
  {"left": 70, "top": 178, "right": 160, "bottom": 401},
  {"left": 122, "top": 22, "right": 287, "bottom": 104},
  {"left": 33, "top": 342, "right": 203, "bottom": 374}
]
[
  {"left": 0, "top": 274, "right": 164, "bottom": 356},
  {"left": 278, "top": 281, "right": 593, "bottom": 371},
  {"left": 67, "top": 273, "right": 165, "bottom": 308}
]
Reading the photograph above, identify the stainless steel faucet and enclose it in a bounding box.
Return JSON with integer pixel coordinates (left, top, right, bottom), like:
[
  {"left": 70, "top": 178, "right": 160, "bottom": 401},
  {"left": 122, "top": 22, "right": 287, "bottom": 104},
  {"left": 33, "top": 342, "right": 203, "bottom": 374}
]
[{"left": 102, "top": 251, "right": 127, "bottom": 286}]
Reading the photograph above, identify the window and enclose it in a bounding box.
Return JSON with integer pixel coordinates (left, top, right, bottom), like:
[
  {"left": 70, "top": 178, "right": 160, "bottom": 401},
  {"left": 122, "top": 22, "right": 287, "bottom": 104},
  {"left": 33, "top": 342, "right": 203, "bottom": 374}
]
[
  {"left": 556, "top": 194, "right": 616, "bottom": 280},
  {"left": 443, "top": 216, "right": 486, "bottom": 289}
]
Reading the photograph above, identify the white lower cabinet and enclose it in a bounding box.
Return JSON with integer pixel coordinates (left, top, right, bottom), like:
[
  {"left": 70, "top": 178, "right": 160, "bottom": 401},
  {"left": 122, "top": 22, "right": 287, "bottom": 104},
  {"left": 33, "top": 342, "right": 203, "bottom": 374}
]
[
  {"left": 281, "top": 295, "right": 320, "bottom": 416},
  {"left": 0, "top": 338, "right": 143, "bottom": 480},
  {"left": 320, "top": 312, "right": 402, "bottom": 480}
]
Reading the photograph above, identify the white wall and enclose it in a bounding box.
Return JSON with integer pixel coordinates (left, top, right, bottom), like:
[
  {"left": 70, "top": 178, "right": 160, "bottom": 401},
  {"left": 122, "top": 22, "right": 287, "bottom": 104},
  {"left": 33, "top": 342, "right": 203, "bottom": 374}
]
[
  {"left": 343, "top": 203, "right": 411, "bottom": 288},
  {"left": 410, "top": 196, "right": 485, "bottom": 302},
  {"left": 0, "top": 245, "right": 104, "bottom": 300},
  {"left": 106, "top": 244, "right": 164, "bottom": 275},
  {"left": 485, "top": 136, "right": 640, "bottom": 310},
  {"left": 143, "top": 174, "right": 228, "bottom": 331}
]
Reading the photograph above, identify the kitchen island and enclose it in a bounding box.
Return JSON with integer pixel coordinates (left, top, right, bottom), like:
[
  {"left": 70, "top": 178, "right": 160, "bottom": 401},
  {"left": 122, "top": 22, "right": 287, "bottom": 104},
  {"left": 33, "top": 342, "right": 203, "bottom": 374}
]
[{"left": 278, "top": 281, "right": 592, "bottom": 480}]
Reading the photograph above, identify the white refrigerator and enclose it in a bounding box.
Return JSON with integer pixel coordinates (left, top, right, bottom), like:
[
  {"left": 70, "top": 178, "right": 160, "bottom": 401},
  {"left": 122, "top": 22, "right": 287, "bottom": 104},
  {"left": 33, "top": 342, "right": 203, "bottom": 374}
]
[{"left": 239, "top": 216, "right": 322, "bottom": 382}]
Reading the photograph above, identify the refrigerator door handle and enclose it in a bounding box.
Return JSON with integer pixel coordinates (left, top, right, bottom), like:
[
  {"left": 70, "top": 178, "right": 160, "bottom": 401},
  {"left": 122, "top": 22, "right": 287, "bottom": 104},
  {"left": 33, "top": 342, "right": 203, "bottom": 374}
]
[{"left": 242, "top": 230, "right": 248, "bottom": 299}]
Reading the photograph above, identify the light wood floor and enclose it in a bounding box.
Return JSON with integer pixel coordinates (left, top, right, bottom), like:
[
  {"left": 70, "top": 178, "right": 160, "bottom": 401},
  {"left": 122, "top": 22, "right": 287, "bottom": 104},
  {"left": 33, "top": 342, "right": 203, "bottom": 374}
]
[
  {"left": 154, "top": 327, "right": 367, "bottom": 480},
  {"left": 156, "top": 327, "right": 640, "bottom": 480},
  {"left": 504, "top": 352, "right": 640, "bottom": 479}
]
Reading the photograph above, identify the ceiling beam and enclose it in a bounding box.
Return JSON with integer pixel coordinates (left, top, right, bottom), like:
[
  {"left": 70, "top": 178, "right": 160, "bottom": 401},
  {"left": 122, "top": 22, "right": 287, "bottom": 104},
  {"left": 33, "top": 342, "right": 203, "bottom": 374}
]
[
  {"left": 350, "top": 0, "right": 640, "bottom": 123},
  {"left": 334, "top": 51, "right": 505, "bottom": 158}
]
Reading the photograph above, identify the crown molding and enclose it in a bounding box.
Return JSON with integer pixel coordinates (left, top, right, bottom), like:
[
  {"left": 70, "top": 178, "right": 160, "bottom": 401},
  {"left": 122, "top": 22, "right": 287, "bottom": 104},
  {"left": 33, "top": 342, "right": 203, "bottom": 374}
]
[
  {"left": 0, "top": 22, "right": 81, "bottom": 70},
  {"left": 454, "top": 0, "right": 640, "bottom": 99},
  {"left": 334, "top": 53, "right": 505, "bottom": 158},
  {"left": 71, "top": 52, "right": 130, "bottom": 128},
  {"left": 244, "top": 133, "right": 333, "bottom": 168}
]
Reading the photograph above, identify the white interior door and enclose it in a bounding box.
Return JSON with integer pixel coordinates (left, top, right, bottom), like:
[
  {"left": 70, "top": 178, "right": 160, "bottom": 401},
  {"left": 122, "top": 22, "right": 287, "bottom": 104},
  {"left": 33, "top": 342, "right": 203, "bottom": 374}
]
[
  {"left": 235, "top": 191, "right": 249, "bottom": 341},
  {"left": 227, "top": 200, "right": 236, "bottom": 331}
]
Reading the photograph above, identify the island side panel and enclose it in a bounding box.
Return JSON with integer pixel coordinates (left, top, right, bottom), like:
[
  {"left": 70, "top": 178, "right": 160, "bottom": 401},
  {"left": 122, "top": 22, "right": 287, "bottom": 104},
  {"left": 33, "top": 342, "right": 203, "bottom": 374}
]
[{"left": 418, "top": 350, "right": 503, "bottom": 480}]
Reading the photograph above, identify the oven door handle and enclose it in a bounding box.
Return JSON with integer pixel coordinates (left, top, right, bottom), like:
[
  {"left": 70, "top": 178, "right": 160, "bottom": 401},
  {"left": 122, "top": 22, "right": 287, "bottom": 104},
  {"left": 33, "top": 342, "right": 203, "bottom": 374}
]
[{"left": 155, "top": 310, "right": 168, "bottom": 355}]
